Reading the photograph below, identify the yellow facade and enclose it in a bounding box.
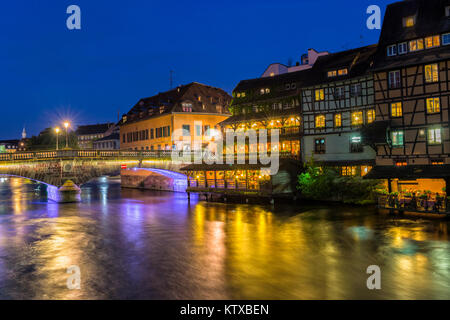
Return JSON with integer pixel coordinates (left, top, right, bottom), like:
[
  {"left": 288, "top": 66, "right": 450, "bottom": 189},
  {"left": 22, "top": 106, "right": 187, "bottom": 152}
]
[{"left": 120, "top": 112, "right": 229, "bottom": 151}]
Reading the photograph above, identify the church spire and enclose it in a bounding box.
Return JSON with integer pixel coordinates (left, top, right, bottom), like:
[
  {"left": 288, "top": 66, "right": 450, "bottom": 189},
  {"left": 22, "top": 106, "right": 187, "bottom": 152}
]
[{"left": 22, "top": 127, "right": 27, "bottom": 139}]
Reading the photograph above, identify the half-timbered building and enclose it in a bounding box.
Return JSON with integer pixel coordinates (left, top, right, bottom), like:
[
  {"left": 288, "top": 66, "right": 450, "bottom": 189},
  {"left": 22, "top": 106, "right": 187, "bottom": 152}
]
[
  {"left": 365, "top": 0, "right": 450, "bottom": 199},
  {"left": 301, "top": 45, "right": 378, "bottom": 176}
]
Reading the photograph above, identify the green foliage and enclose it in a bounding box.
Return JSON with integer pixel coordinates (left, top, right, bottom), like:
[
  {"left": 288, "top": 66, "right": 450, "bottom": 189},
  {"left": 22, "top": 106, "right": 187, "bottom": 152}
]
[
  {"left": 297, "top": 159, "right": 381, "bottom": 205},
  {"left": 27, "top": 129, "right": 79, "bottom": 151}
]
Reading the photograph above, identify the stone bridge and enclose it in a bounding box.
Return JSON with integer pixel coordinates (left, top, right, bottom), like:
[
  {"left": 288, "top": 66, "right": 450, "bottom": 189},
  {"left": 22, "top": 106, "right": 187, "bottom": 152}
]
[{"left": 0, "top": 150, "right": 191, "bottom": 202}]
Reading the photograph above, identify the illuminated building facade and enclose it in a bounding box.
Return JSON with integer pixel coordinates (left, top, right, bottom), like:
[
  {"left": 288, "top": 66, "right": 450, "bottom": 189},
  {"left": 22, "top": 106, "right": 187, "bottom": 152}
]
[
  {"left": 364, "top": 0, "right": 450, "bottom": 199},
  {"left": 301, "top": 45, "right": 378, "bottom": 176},
  {"left": 119, "top": 82, "right": 231, "bottom": 151}
]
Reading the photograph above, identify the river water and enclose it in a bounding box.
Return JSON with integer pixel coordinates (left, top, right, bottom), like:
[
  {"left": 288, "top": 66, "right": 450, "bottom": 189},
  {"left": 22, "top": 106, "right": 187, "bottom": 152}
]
[{"left": 0, "top": 176, "right": 449, "bottom": 299}]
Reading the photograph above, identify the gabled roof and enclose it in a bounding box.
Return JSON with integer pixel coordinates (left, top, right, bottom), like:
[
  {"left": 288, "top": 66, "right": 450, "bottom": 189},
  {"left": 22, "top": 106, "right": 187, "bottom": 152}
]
[
  {"left": 373, "top": 0, "right": 450, "bottom": 70},
  {"left": 305, "top": 44, "right": 377, "bottom": 86},
  {"left": 121, "top": 82, "right": 231, "bottom": 125},
  {"left": 76, "top": 123, "right": 114, "bottom": 135},
  {"left": 93, "top": 133, "right": 120, "bottom": 142},
  {"left": 231, "top": 44, "right": 377, "bottom": 105}
]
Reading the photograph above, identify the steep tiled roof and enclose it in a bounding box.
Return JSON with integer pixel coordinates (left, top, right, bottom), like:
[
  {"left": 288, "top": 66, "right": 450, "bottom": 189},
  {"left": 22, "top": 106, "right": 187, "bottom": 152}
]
[
  {"left": 93, "top": 133, "right": 120, "bottom": 142},
  {"left": 373, "top": 0, "right": 450, "bottom": 70},
  {"left": 231, "top": 44, "right": 377, "bottom": 105},
  {"left": 121, "top": 82, "right": 231, "bottom": 125},
  {"left": 76, "top": 123, "right": 114, "bottom": 135}
]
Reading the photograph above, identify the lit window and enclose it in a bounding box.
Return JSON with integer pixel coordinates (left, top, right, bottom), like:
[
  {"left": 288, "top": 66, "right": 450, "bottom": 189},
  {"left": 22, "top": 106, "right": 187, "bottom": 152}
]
[
  {"left": 351, "top": 111, "right": 363, "bottom": 126},
  {"left": 425, "top": 35, "right": 440, "bottom": 48},
  {"left": 327, "top": 70, "right": 337, "bottom": 77},
  {"left": 388, "top": 70, "right": 401, "bottom": 89},
  {"left": 428, "top": 128, "right": 442, "bottom": 144},
  {"left": 424, "top": 64, "right": 439, "bottom": 83},
  {"left": 398, "top": 42, "right": 408, "bottom": 54},
  {"left": 391, "top": 102, "right": 402, "bottom": 117},
  {"left": 361, "top": 166, "right": 372, "bottom": 176},
  {"left": 387, "top": 45, "right": 397, "bottom": 56},
  {"left": 409, "top": 39, "right": 424, "bottom": 51},
  {"left": 404, "top": 16, "right": 415, "bottom": 27},
  {"left": 314, "top": 138, "right": 326, "bottom": 154},
  {"left": 338, "top": 68, "right": 348, "bottom": 76},
  {"left": 334, "top": 113, "right": 342, "bottom": 127},
  {"left": 395, "top": 161, "right": 408, "bottom": 167},
  {"left": 265, "top": 88, "right": 270, "bottom": 94},
  {"left": 315, "top": 89, "right": 325, "bottom": 101},
  {"left": 270, "top": 72, "right": 275, "bottom": 77},
  {"left": 315, "top": 115, "right": 326, "bottom": 128},
  {"left": 443, "top": 33, "right": 450, "bottom": 45},
  {"left": 182, "top": 102, "right": 193, "bottom": 112},
  {"left": 426, "top": 97, "right": 440, "bottom": 114},
  {"left": 431, "top": 159, "right": 444, "bottom": 165},
  {"left": 341, "top": 166, "right": 356, "bottom": 176},
  {"left": 391, "top": 130, "right": 404, "bottom": 146},
  {"left": 366, "top": 109, "right": 375, "bottom": 123}
]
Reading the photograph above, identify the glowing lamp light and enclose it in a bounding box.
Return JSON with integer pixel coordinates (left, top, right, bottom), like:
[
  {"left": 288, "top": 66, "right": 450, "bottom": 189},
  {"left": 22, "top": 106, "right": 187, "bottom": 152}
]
[
  {"left": 55, "top": 127, "right": 60, "bottom": 134},
  {"left": 64, "top": 122, "right": 70, "bottom": 129}
]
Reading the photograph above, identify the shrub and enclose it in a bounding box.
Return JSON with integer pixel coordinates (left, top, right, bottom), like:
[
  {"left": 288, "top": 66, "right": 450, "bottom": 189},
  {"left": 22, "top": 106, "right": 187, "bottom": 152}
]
[{"left": 297, "top": 159, "right": 381, "bottom": 205}]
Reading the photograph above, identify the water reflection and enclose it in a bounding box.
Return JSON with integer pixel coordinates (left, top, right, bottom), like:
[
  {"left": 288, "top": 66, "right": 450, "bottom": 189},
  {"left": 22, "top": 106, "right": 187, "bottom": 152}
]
[{"left": 0, "top": 177, "right": 449, "bottom": 299}]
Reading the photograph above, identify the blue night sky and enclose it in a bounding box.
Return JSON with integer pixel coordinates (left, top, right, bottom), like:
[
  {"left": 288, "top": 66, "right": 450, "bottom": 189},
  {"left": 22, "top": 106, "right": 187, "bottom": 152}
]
[{"left": 0, "top": 0, "right": 392, "bottom": 139}]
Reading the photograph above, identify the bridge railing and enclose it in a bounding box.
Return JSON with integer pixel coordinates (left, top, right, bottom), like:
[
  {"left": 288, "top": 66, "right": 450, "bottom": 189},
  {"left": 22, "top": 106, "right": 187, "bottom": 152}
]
[
  {"left": 0, "top": 150, "right": 192, "bottom": 161},
  {"left": 0, "top": 149, "right": 299, "bottom": 162}
]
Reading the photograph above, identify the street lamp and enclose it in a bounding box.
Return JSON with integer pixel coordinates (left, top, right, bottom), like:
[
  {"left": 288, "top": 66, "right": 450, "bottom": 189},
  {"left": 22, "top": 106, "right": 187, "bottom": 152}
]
[
  {"left": 55, "top": 127, "right": 60, "bottom": 150},
  {"left": 63, "top": 122, "right": 70, "bottom": 149}
]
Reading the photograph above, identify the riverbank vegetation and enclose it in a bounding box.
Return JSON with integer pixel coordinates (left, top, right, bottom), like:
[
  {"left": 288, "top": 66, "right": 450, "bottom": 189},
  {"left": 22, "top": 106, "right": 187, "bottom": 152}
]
[{"left": 297, "top": 160, "right": 382, "bottom": 205}]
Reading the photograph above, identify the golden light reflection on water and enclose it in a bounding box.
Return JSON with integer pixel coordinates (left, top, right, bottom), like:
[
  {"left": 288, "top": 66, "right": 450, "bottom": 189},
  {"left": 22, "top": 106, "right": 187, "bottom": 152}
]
[{"left": 0, "top": 178, "right": 449, "bottom": 299}]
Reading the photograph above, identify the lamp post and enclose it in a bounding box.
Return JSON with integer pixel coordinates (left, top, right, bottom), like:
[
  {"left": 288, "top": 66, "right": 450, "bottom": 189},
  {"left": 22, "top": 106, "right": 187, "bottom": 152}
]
[
  {"left": 55, "top": 127, "right": 60, "bottom": 150},
  {"left": 63, "top": 122, "right": 70, "bottom": 149}
]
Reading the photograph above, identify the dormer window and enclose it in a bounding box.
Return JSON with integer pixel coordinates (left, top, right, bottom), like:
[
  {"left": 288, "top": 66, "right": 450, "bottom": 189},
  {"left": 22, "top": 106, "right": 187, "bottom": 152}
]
[
  {"left": 387, "top": 44, "right": 397, "bottom": 56},
  {"left": 398, "top": 42, "right": 408, "bottom": 54},
  {"left": 182, "top": 102, "right": 193, "bottom": 112},
  {"left": 409, "top": 39, "right": 424, "bottom": 51},
  {"left": 327, "top": 70, "right": 337, "bottom": 77},
  {"left": 338, "top": 68, "right": 348, "bottom": 76},
  {"left": 425, "top": 35, "right": 440, "bottom": 48},
  {"left": 403, "top": 15, "right": 415, "bottom": 27},
  {"left": 260, "top": 88, "right": 270, "bottom": 94}
]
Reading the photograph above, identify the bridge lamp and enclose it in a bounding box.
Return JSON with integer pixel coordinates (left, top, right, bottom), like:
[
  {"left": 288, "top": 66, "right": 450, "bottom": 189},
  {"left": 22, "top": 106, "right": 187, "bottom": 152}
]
[
  {"left": 55, "top": 127, "right": 60, "bottom": 150},
  {"left": 63, "top": 122, "right": 70, "bottom": 149}
]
